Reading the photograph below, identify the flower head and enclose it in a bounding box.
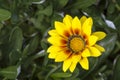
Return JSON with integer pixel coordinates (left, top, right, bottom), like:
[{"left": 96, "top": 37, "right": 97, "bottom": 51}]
[{"left": 47, "top": 15, "right": 106, "bottom": 72}]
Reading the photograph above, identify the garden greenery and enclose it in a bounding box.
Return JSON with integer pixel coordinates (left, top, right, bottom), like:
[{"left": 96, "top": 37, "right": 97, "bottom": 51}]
[{"left": 0, "top": 0, "right": 120, "bottom": 80}]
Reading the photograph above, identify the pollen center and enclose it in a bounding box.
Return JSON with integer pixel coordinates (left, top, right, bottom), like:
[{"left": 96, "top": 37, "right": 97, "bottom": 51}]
[{"left": 68, "top": 36, "right": 85, "bottom": 53}]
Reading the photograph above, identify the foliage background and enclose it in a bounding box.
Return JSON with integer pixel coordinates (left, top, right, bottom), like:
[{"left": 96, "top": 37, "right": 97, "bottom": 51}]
[{"left": 0, "top": 0, "right": 120, "bottom": 80}]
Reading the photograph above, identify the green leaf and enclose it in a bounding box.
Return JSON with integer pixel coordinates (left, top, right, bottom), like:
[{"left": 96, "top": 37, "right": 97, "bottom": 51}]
[
  {"left": 91, "top": 33, "right": 117, "bottom": 74},
  {"left": 27, "top": 35, "right": 39, "bottom": 54},
  {"left": 51, "top": 13, "right": 63, "bottom": 27},
  {"left": 72, "top": 0, "right": 96, "bottom": 9},
  {"left": 51, "top": 72, "right": 72, "bottom": 78},
  {"left": 9, "top": 27, "right": 23, "bottom": 51},
  {"left": 38, "top": 4, "right": 53, "bottom": 16},
  {"left": 22, "top": 36, "right": 40, "bottom": 57},
  {"left": 116, "top": 0, "right": 120, "bottom": 6},
  {"left": 22, "top": 50, "right": 45, "bottom": 68},
  {"left": 0, "top": 23, "right": 3, "bottom": 31},
  {"left": 9, "top": 27, "right": 23, "bottom": 64},
  {"left": 9, "top": 50, "right": 21, "bottom": 65},
  {"left": 82, "top": 6, "right": 101, "bottom": 20},
  {"left": 57, "top": 0, "right": 69, "bottom": 8},
  {"left": 65, "top": 68, "right": 80, "bottom": 80},
  {"left": 107, "top": 2, "right": 115, "bottom": 14},
  {"left": 32, "top": 50, "right": 45, "bottom": 59},
  {"left": 79, "top": 57, "right": 98, "bottom": 79},
  {"left": 45, "top": 64, "right": 61, "bottom": 80},
  {"left": 114, "top": 15, "right": 120, "bottom": 36},
  {"left": 0, "top": 66, "right": 18, "bottom": 79},
  {"left": 113, "top": 55, "right": 120, "bottom": 80},
  {"left": 41, "top": 39, "right": 48, "bottom": 50},
  {"left": 0, "top": 8, "right": 11, "bottom": 21},
  {"left": 99, "top": 33, "right": 117, "bottom": 63}
]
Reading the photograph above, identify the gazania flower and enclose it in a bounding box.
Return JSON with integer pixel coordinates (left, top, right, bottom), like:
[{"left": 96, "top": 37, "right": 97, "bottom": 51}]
[{"left": 47, "top": 15, "right": 106, "bottom": 72}]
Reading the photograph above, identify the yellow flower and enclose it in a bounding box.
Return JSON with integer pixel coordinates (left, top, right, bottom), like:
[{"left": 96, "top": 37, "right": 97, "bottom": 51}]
[{"left": 47, "top": 15, "right": 106, "bottom": 72}]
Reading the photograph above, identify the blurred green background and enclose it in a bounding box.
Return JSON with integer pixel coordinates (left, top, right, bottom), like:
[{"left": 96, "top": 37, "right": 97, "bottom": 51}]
[{"left": 0, "top": 0, "right": 120, "bottom": 80}]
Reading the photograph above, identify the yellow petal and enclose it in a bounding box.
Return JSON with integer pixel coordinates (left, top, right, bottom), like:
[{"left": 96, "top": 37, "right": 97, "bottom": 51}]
[
  {"left": 48, "top": 36, "right": 66, "bottom": 46},
  {"left": 49, "top": 52, "right": 58, "bottom": 59},
  {"left": 80, "top": 16, "right": 87, "bottom": 25},
  {"left": 69, "top": 54, "right": 81, "bottom": 72},
  {"left": 92, "top": 31, "right": 106, "bottom": 40},
  {"left": 63, "top": 57, "right": 72, "bottom": 72},
  {"left": 71, "top": 53, "right": 81, "bottom": 63},
  {"left": 55, "top": 21, "right": 70, "bottom": 37},
  {"left": 94, "top": 44, "right": 105, "bottom": 52},
  {"left": 47, "top": 46, "right": 61, "bottom": 53},
  {"left": 81, "top": 48, "right": 91, "bottom": 57},
  {"left": 55, "top": 50, "right": 71, "bottom": 62},
  {"left": 88, "top": 35, "right": 98, "bottom": 46},
  {"left": 89, "top": 47, "right": 101, "bottom": 57},
  {"left": 47, "top": 46, "right": 63, "bottom": 59},
  {"left": 79, "top": 57, "right": 89, "bottom": 70},
  {"left": 82, "top": 17, "right": 93, "bottom": 36},
  {"left": 48, "top": 30, "right": 58, "bottom": 36},
  {"left": 63, "top": 15, "right": 72, "bottom": 27},
  {"left": 72, "top": 16, "right": 81, "bottom": 34},
  {"left": 69, "top": 62, "right": 77, "bottom": 72}
]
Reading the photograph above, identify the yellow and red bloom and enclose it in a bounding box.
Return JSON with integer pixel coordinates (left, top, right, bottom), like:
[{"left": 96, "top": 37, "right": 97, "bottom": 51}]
[{"left": 47, "top": 15, "right": 106, "bottom": 72}]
